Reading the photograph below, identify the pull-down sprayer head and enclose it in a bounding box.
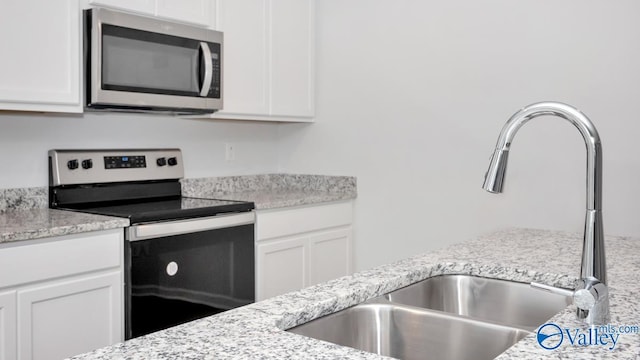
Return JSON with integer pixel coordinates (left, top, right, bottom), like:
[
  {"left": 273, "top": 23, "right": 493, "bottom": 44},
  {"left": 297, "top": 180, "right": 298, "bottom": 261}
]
[{"left": 483, "top": 149, "right": 509, "bottom": 193}]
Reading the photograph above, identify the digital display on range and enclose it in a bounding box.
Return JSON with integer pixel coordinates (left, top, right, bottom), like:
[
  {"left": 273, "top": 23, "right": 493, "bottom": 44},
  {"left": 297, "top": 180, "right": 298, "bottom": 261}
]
[{"left": 104, "top": 155, "right": 146, "bottom": 169}]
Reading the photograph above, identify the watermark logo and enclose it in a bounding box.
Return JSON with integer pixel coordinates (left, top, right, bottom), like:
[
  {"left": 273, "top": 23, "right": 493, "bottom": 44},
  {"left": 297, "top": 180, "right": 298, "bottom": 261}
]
[
  {"left": 536, "top": 323, "right": 639, "bottom": 351},
  {"left": 537, "top": 323, "right": 564, "bottom": 350}
]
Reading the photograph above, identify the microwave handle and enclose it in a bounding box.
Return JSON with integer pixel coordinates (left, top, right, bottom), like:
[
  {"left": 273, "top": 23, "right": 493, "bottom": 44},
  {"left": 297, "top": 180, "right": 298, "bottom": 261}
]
[{"left": 199, "top": 42, "right": 213, "bottom": 97}]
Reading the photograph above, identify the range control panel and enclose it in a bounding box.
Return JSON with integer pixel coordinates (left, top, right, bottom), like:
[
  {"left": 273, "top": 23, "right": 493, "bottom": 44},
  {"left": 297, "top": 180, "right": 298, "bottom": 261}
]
[
  {"left": 104, "top": 155, "right": 147, "bottom": 169},
  {"left": 49, "top": 149, "right": 184, "bottom": 186}
]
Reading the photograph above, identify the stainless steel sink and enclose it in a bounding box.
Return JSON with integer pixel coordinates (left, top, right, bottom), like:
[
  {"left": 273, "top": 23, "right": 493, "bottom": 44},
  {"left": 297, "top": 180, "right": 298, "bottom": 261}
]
[
  {"left": 385, "top": 275, "right": 572, "bottom": 330},
  {"left": 288, "top": 301, "right": 530, "bottom": 360},
  {"left": 288, "top": 275, "right": 571, "bottom": 359}
]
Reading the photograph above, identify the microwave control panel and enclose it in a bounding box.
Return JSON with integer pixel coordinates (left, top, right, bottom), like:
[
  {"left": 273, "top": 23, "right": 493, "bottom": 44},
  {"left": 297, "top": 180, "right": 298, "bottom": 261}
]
[{"left": 209, "top": 43, "right": 221, "bottom": 99}]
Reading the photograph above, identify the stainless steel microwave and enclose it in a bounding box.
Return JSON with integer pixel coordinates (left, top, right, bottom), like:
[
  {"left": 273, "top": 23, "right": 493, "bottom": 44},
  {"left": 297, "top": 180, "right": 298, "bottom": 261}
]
[{"left": 84, "top": 8, "right": 223, "bottom": 114}]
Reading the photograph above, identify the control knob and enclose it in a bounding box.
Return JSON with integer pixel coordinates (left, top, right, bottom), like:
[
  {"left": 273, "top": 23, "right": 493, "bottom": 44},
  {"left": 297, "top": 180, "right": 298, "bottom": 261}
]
[
  {"left": 81, "top": 159, "right": 93, "bottom": 169},
  {"left": 67, "top": 159, "right": 79, "bottom": 170},
  {"left": 156, "top": 157, "right": 167, "bottom": 167},
  {"left": 167, "top": 157, "right": 178, "bottom": 166}
]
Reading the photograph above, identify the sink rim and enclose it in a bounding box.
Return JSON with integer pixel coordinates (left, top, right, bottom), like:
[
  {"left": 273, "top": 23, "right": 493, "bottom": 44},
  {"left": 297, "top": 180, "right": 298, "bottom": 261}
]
[
  {"left": 383, "top": 273, "right": 573, "bottom": 331},
  {"left": 286, "top": 274, "right": 572, "bottom": 360},
  {"left": 288, "top": 295, "right": 533, "bottom": 360},
  {"left": 325, "top": 296, "right": 537, "bottom": 334}
]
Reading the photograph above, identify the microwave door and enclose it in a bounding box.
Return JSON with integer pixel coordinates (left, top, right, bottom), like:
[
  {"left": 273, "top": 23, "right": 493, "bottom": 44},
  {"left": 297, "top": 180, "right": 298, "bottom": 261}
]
[{"left": 87, "top": 8, "right": 222, "bottom": 113}]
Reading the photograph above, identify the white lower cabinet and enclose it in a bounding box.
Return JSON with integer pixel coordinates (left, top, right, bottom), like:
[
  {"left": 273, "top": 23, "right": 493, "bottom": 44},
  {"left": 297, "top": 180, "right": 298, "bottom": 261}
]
[
  {"left": 0, "top": 229, "right": 124, "bottom": 360},
  {"left": 0, "top": 291, "right": 17, "bottom": 360},
  {"left": 308, "top": 229, "right": 351, "bottom": 287},
  {"left": 255, "top": 201, "right": 353, "bottom": 300},
  {"left": 17, "top": 272, "right": 121, "bottom": 360},
  {"left": 257, "top": 237, "right": 307, "bottom": 300}
]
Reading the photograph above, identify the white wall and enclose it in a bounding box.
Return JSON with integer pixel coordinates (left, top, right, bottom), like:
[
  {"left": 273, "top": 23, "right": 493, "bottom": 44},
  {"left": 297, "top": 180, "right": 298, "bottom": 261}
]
[
  {"left": 277, "top": 0, "right": 640, "bottom": 271},
  {"left": 2, "top": 0, "right": 639, "bottom": 274},
  {"left": 0, "top": 112, "right": 280, "bottom": 188}
]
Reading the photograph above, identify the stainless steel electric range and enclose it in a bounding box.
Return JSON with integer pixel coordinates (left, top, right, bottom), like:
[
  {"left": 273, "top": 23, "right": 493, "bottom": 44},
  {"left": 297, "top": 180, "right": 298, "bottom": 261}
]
[{"left": 48, "top": 149, "right": 255, "bottom": 339}]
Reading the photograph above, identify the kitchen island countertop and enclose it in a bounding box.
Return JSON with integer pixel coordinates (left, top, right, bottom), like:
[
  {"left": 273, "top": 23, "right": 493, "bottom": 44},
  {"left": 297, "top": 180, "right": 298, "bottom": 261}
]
[{"left": 69, "top": 228, "right": 640, "bottom": 359}]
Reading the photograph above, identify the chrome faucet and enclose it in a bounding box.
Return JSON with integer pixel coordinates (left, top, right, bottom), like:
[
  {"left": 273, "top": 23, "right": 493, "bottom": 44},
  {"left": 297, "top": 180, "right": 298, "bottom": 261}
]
[{"left": 483, "top": 101, "right": 609, "bottom": 325}]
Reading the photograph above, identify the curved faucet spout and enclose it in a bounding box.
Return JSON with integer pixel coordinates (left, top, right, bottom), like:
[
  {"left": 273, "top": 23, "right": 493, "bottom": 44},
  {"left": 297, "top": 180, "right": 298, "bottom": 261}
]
[
  {"left": 482, "top": 102, "right": 602, "bottom": 211},
  {"left": 483, "top": 101, "right": 608, "bottom": 325}
]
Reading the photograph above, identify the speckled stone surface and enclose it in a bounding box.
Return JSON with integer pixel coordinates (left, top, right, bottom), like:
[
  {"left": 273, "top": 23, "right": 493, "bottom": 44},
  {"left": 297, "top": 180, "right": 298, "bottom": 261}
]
[
  {"left": 181, "top": 174, "right": 357, "bottom": 209},
  {"left": 0, "top": 209, "right": 129, "bottom": 244},
  {"left": 0, "top": 186, "right": 48, "bottom": 212},
  {"left": 68, "top": 228, "right": 640, "bottom": 359}
]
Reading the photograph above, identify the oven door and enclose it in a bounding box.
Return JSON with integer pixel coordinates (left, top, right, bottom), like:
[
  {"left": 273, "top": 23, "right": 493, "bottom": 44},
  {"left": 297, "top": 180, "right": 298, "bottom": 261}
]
[
  {"left": 86, "top": 8, "right": 222, "bottom": 113},
  {"left": 125, "top": 212, "right": 254, "bottom": 339}
]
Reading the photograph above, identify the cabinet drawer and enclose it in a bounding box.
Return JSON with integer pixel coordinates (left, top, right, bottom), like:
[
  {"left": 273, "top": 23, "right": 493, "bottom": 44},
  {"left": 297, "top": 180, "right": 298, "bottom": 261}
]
[
  {"left": 256, "top": 201, "right": 353, "bottom": 241},
  {"left": 0, "top": 230, "right": 122, "bottom": 289}
]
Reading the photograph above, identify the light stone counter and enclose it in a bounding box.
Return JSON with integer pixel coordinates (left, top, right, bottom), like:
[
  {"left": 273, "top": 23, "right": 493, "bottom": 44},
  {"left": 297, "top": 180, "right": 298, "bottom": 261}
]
[
  {"left": 0, "top": 208, "right": 129, "bottom": 244},
  {"left": 181, "top": 174, "right": 357, "bottom": 209},
  {"left": 68, "top": 228, "right": 640, "bottom": 359},
  {"left": 0, "top": 186, "right": 129, "bottom": 243},
  {"left": 0, "top": 174, "right": 355, "bottom": 243}
]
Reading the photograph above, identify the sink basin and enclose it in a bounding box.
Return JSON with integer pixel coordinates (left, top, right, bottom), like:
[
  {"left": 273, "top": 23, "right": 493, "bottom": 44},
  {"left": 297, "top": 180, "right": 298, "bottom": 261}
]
[
  {"left": 288, "top": 301, "right": 530, "bottom": 360},
  {"left": 385, "top": 275, "right": 572, "bottom": 330},
  {"left": 288, "top": 275, "right": 572, "bottom": 359}
]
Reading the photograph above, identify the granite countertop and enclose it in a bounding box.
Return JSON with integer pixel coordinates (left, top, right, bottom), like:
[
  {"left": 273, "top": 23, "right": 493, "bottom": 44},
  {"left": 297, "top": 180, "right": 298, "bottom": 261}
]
[
  {"left": 0, "top": 209, "right": 130, "bottom": 244},
  {"left": 0, "top": 174, "right": 356, "bottom": 243},
  {"left": 181, "top": 174, "right": 357, "bottom": 209},
  {"left": 0, "top": 186, "right": 129, "bottom": 244},
  {"left": 69, "top": 228, "right": 640, "bottom": 359}
]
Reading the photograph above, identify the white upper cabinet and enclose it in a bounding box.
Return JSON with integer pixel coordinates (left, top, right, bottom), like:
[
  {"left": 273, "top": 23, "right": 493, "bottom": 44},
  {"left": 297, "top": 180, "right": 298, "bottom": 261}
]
[
  {"left": 270, "top": 0, "right": 314, "bottom": 118},
  {"left": 212, "top": 0, "right": 315, "bottom": 122},
  {"left": 0, "top": 0, "right": 311, "bottom": 118},
  {"left": 156, "top": 0, "right": 212, "bottom": 27},
  {"left": 0, "top": 0, "right": 82, "bottom": 113},
  {"left": 214, "top": 0, "right": 269, "bottom": 116},
  {"left": 88, "top": 0, "right": 155, "bottom": 16},
  {"left": 89, "top": 0, "right": 213, "bottom": 27}
]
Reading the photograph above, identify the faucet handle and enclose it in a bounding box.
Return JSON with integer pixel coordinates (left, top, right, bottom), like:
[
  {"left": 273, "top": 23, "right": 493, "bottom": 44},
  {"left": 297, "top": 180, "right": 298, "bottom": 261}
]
[
  {"left": 530, "top": 281, "right": 607, "bottom": 309},
  {"left": 530, "top": 282, "right": 574, "bottom": 297},
  {"left": 574, "top": 279, "right": 608, "bottom": 311},
  {"left": 531, "top": 280, "right": 610, "bottom": 325}
]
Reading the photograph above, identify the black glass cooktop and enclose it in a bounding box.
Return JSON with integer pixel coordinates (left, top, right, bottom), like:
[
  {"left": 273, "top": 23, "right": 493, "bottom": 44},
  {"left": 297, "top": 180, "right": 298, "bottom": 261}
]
[{"left": 62, "top": 197, "right": 254, "bottom": 224}]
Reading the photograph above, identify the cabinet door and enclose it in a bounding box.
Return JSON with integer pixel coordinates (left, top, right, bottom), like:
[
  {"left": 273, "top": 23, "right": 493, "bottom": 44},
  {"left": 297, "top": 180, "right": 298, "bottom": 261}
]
[
  {"left": 89, "top": 0, "right": 155, "bottom": 15},
  {"left": 308, "top": 228, "right": 352, "bottom": 286},
  {"left": 0, "top": 0, "right": 81, "bottom": 113},
  {"left": 156, "top": 0, "right": 212, "bottom": 26},
  {"left": 256, "top": 237, "right": 307, "bottom": 301},
  {"left": 17, "top": 272, "right": 122, "bottom": 360},
  {"left": 214, "top": 0, "right": 270, "bottom": 116},
  {"left": 0, "top": 291, "right": 16, "bottom": 360},
  {"left": 212, "top": 0, "right": 315, "bottom": 122},
  {"left": 269, "top": 0, "right": 314, "bottom": 117}
]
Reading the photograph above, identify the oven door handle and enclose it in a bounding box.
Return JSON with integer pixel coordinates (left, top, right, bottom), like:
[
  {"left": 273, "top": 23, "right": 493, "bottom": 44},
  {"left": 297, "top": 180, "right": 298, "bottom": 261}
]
[{"left": 128, "top": 212, "right": 254, "bottom": 241}]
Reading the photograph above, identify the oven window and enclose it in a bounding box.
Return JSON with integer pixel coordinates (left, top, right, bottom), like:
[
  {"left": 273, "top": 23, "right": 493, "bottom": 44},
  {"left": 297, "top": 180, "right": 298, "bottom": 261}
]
[{"left": 127, "top": 224, "right": 254, "bottom": 338}]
